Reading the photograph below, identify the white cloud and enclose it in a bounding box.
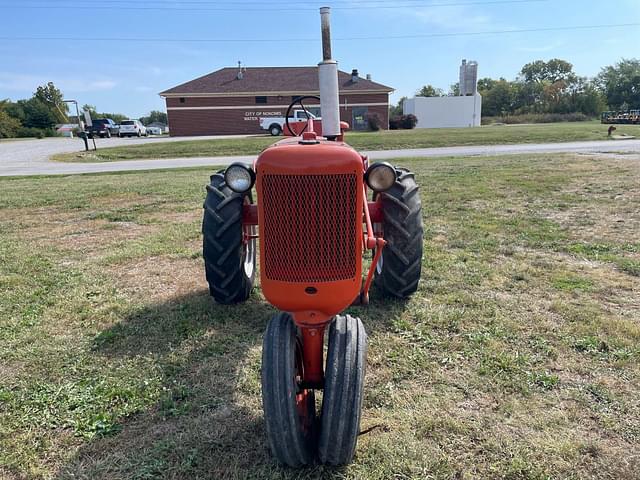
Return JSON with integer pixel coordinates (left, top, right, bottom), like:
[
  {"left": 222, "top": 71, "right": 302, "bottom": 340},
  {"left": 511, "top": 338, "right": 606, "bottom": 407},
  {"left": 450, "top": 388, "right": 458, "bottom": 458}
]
[
  {"left": 413, "top": 6, "right": 492, "bottom": 29},
  {"left": 85, "top": 80, "right": 117, "bottom": 90},
  {"left": 0, "top": 72, "right": 117, "bottom": 92},
  {"left": 515, "top": 40, "right": 565, "bottom": 53},
  {"left": 0, "top": 73, "right": 43, "bottom": 91}
]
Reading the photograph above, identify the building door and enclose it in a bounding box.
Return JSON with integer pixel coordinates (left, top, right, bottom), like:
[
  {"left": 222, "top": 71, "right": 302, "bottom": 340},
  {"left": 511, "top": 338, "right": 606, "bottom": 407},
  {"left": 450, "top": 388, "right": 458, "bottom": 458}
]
[{"left": 352, "top": 107, "right": 369, "bottom": 131}]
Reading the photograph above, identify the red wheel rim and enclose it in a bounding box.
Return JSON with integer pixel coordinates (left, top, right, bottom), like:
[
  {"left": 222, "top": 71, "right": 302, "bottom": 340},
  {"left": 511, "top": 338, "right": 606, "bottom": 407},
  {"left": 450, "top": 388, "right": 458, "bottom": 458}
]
[{"left": 294, "top": 339, "right": 314, "bottom": 435}]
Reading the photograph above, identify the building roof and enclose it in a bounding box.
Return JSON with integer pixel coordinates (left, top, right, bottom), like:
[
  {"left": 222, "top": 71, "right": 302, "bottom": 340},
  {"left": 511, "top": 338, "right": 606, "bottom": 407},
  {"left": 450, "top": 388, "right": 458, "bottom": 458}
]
[{"left": 160, "top": 66, "right": 393, "bottom": 97}]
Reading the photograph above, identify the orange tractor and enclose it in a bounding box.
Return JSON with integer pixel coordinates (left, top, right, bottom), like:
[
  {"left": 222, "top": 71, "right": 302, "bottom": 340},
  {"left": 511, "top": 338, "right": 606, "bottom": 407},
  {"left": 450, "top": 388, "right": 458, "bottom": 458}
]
[{"left": 202, "top": 7, "right": 423, "bottom": 466}]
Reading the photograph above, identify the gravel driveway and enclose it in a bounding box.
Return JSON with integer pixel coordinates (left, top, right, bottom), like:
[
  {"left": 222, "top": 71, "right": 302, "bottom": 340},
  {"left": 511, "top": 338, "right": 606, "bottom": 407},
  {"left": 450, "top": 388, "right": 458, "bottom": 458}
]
[
  {"left": 0, "top": 135, "right": 257, "bottom": 176},
  {"left": 2, "top": 137, "right": 640, "bottom": 177}
]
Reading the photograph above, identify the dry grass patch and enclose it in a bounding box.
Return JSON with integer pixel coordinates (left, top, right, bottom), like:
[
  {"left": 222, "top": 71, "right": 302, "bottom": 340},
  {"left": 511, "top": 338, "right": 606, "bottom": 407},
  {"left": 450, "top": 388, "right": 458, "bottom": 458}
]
[
  {"left": 543, "top": 156, "right": 640, "bottom": 245},
  {"left": 107, "top": 255, "right": 206, "bottom": 303}
]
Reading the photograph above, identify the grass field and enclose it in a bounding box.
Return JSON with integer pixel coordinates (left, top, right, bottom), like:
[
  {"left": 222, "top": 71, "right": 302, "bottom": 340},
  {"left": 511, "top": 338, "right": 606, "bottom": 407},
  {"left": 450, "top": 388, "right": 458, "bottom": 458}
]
[
  {"left": 52, "top": 121, "right": 640, "bottom": 163},
  {"left": 1, "top": 154, "right": 639, "bottom": 479},
  {"left": 0, "top": 137, "right": 37, "bottom": 142}
]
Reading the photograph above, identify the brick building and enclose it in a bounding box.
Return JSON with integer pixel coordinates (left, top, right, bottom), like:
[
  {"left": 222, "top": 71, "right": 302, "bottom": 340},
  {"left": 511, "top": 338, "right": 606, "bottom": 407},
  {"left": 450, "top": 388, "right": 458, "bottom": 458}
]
[{"left": 159, "top": 66, "right": 393, "bottom": 136}]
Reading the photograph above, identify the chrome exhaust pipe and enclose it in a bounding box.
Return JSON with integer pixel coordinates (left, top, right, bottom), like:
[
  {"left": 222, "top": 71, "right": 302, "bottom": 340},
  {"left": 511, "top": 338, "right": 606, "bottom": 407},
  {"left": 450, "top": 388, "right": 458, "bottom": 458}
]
[{"left": 318, "top": 6, "right": 340, "bottom": 139}]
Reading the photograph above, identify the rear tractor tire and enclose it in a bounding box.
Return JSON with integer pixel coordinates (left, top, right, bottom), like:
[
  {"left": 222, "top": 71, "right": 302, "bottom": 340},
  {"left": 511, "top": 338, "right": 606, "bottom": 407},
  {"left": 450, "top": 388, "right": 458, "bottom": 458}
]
[
  {"left": 374, "top": 167, "right": 423, "bottom": 299},
  {"left": 202, "top": 171, "right": 256, "bottom": 304},
  {"left": 318, "top": 315, "right": 367, "bottom": 466},
  {"left": 262, "top": 313, "right": 317, "bottom": 467}
]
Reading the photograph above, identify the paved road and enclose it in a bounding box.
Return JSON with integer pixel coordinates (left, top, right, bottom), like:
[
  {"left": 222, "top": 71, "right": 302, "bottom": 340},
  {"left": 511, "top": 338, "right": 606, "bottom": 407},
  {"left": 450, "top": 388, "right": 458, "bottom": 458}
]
[{"left": 1, "top": 137, "right": 640, "bottom": 177}]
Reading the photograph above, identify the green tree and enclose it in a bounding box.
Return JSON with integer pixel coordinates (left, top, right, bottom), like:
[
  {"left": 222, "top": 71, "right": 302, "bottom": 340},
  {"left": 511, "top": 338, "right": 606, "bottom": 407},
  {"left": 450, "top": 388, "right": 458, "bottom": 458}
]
[
  {"left": 416, "top": 85, "right": 445, "bottom": 97},
  {"left": 389, "top": 96, "right": 407, "bottom": 117},
  {"left": 34, "top": 82, "right": 68, "bottom": 123},
  {"left": 4, "top": 101, "right": 25, "bottom": 124},
  {"left": 82, "top": 104, "right": 97, "bottom": 118},
  {"left": 101, "top": 112, "right": 128, "bottom": 124},
  {"left": 597, "top": 58, "right": 640, "bottom": 110},
  {"left": 482, "top": 80, "right": 517, "bottom": 117},
  {"left": 520, "top": 59, "right": 577, "bottom": 84},
  {"left": 82, "top": 104, "right": 127, "bottom": 123},
  {"left": 140, "top": 110, "right": 168, "bottom": 125},
  {"left": 477, "top": 77, "right": 497, "bottom": 91},
  {"left": 22, "top": 98, "right": 57, "bottom": 129},
  {"left": 449, "top": 82, "right": 460, "bottom": 96},
  {"left": 0, "top": 100, "right": 22, "bottom": 138}
]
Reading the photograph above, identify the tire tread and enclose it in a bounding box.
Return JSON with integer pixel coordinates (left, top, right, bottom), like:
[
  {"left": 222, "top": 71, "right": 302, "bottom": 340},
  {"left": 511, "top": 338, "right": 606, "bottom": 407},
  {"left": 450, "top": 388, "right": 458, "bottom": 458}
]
[
  {"left": 318, "top": 315, "right": 367, "bottom": 465},
  {"left": 202, "top": 172, "right": 255, "bottom": 304},
  {"left": 374, "top": 167, "right": 424, "bottom": 299},
  {"left": 262, "top": 313, "right": 315, "bottom": 467}
]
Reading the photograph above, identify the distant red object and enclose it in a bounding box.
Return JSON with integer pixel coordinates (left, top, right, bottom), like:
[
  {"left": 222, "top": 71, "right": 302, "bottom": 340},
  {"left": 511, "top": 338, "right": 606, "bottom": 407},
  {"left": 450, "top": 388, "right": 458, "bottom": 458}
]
[{"left": 284, "top": 120, "right": 350, "bottom": 137}]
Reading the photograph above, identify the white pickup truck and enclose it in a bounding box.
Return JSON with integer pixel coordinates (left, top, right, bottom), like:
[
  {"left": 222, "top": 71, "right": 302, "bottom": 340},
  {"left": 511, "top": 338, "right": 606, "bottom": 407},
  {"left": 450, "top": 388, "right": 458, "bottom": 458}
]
[{"left": 259, "top": 110, "right": 320, "bottom": 136}]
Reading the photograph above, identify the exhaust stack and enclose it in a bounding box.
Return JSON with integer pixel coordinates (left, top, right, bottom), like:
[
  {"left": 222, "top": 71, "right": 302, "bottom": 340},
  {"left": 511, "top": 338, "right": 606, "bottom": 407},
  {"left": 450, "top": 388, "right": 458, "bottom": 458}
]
[{"left": 318, "top": 7, "right": 340, "bottom": 139}]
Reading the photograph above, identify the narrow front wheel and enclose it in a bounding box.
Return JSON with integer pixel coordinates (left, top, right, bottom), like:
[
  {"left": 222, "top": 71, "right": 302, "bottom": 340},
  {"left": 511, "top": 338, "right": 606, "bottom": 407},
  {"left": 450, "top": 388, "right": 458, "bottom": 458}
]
[
  {"left": 318, "top": 315, "right": 367, "bottom": 465},
  {"left": 261, "top": 312, "right": 316, "bottom": 467}
]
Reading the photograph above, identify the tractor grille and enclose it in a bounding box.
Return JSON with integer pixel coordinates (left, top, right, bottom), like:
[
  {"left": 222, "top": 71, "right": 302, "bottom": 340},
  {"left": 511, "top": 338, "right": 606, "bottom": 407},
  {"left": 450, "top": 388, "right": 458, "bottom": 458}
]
[{"left": 261, "top": 173, "right": 358, "bottom": 283}]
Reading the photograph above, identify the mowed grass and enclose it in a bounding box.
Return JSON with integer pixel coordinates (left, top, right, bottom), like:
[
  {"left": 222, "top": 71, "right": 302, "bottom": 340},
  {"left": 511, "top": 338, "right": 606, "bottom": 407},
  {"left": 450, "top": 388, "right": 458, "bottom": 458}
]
[
  {"left": 51, "top": 121, "right": 640, "bottom": 163},
  {"left": 1, "top": 153, "right": 639, "bottom": 479}
]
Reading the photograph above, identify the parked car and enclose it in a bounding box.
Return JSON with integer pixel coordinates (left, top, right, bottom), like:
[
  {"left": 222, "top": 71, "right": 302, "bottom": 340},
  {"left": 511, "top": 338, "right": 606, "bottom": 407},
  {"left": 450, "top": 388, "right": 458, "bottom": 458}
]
[
  {"left": 146, "top": 126, "right": 163, "bottom": 135},
  {"left": 86, "top": 118, "right": 119, "bottom": 138},
  {"left": 259, "top": 110, "right": 320, "bottom": 136},
  {"left": 118, "top": 119, "right": 147, "bottom": 137}
]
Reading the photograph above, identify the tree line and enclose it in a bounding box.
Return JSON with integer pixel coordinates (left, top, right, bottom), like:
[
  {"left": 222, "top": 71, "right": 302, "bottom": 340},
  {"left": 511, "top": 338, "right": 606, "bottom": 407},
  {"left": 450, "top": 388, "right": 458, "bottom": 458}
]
[
  {"left": 391, "top": 58, "right": 640, "bottom": 120},
  {"left": 0, "top": 82, "right": 167, "bottom": 138}
]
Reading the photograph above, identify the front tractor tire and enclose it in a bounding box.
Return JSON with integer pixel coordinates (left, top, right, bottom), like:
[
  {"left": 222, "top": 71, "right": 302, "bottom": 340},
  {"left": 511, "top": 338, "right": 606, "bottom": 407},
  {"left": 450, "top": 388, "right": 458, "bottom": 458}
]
[
  {"left": 374, "top": 167, "right": 424, "bottom": 299},
  {"left": 202, "top": 171, "right": 256, "bottom": 304},
  {"left": 319, "top": 315, "right": 367, "bottom": 465},
  {"left": 262, "top": 313, "right": 316, "bottom": 467}
]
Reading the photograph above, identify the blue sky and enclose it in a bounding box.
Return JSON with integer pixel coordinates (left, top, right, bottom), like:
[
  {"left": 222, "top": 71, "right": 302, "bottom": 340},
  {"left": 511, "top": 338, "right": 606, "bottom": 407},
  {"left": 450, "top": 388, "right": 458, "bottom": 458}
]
[{"left": 1, "top": 0, "right": 639, "bottom": 118}]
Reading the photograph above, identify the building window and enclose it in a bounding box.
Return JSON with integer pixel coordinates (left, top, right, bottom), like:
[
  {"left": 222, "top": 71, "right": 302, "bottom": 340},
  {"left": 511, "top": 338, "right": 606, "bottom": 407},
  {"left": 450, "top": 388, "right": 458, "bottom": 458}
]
[
  {"left": 179, "top": 97, "right": 185, "bottom": 103},
  {"left": 255, "top": 96, "right": 267, "bottom": 104}
]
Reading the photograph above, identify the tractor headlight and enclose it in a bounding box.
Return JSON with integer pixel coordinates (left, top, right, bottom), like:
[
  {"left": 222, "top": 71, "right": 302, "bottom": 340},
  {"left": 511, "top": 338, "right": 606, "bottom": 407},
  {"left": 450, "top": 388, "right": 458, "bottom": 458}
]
[
  {"left": 365, "top": 162, "right": 396, "bottom": 192},
  {"left": 224, "top": 163, "right": 255, "bottom": 193}
]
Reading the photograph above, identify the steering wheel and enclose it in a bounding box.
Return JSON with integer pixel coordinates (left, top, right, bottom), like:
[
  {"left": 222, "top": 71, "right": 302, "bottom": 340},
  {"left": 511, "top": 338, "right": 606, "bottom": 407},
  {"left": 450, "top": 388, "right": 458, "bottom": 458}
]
[{"left": 285, "top": 95, "right": 320, "bottom": 136}]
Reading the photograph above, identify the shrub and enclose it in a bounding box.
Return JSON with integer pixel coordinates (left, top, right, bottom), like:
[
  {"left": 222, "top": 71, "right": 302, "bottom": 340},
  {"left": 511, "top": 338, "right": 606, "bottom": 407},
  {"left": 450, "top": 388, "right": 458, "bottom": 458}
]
[
  {"left": 0, "top": 110, "right": 21, "bottom": 138},
  {"left": 366, "top": 113, "right": 381, "bottom": 131},
  {"left": 389, "top": 114, "right": 418, "bottom": 130},
  {"left": 15, "top": 127, "right": 57, "bottom": 138},
  {"left": 482, "top": 112, "right": 593, "bottom": 125},
  {"left": 401, "top": 114, "right": 418, "bottom": 129}
]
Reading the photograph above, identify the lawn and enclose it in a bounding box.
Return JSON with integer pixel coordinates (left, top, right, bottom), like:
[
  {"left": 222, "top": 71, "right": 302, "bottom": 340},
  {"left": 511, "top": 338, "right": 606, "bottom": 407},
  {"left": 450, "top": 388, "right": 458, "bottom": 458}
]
[
  {"left": 51, "top": 121, "right": 640, "bottom": 163},
  {"left": 0, "top": 137, "right": 38, "bottom": 142},
  {"left": 1, "top": 153, "right": 639, "bottom": 479}
]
